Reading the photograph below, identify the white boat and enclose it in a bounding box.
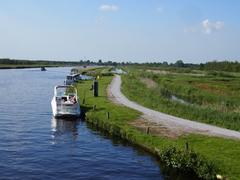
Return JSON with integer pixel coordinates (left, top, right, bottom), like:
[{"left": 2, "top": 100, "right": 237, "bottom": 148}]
[
  {"left": 51, "top": 85, "right": 81, "bottom": 118},
  {"left": 64, "top": 75, "right": 75, "bottom": 85},
  {"left": 64, "top": 74, "right": 80, "bottom": 85}
]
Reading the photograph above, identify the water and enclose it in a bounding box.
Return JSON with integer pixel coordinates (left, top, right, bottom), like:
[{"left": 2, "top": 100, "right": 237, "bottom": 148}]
[
  {"left": 171, "top": 95, "right": 190, "bottom": 105},
  {"left": 0, "top": 67, "right": 167, "bottom": 180}
]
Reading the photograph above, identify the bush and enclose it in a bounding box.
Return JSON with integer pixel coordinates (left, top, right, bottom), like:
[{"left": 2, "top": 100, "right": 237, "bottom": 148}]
[{"left": 159, "top": 146, "right": 218, "bottom": 180}]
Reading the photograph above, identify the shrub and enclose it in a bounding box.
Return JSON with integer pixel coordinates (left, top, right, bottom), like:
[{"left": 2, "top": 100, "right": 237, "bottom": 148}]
[{"left": 159, "top": 146, "right": 218, "bottom": 180}]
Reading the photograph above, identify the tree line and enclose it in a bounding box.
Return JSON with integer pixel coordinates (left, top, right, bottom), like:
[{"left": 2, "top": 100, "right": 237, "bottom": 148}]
[
  {"left": 1, "top": 58, "right": 240, "bottom": 72},
  {"left": 0, "top": 58, "right": 81, "bottom": 66},
  {"left": 200, "top": 61, "right": 240, "bottom": 72}
]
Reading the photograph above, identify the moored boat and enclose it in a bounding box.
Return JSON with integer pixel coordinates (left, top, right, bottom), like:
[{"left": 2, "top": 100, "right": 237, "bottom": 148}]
[
  {"left": 41, "top": 67, "right": 46, "bottom": 71},
  {"left": 51, "top": 85, "right": 81, "bottom": 118},
  {"left": 64, "top": 74, "right": 80, "bottom": 85}
]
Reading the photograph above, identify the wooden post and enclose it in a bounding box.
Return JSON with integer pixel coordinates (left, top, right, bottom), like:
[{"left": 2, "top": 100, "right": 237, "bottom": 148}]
[
  {"left": 82, "top": 98, "right": 85, "bottom": 104},
  {"left": 83, "top": 90, "right": 86, "bottom": 104},
  {"left": 106, "top": 112, "right": 110, "bottom": 119},
  {"left": 185, "top": 142, "right": 189, "bottom": 151},
  {"left": 93, "top": 80, "right": 98, "bottom": 97},
  {"left": 96, "top": 120, "right": 98, "bottom": 129},
  {"left": 146, "top": 127, "right": 150, "bottom": 134}
]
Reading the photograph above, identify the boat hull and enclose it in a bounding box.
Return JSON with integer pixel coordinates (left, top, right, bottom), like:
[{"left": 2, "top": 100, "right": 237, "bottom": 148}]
[{"left": 51, "top": 98, "right": 81, "bottom": 118}]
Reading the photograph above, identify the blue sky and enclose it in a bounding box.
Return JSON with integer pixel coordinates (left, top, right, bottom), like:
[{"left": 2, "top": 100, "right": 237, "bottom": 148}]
[{"left": 0, "top": 0, "right": 239, "bottom": 63}]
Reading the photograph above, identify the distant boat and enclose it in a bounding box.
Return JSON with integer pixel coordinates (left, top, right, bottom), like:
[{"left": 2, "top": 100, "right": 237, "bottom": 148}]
[
  {"left": 64, "top": 74, "right": 80, "bottom": 85},
  {"left": 79, "top": 74, "right": 94, "bottom": 80},
  {"left": 64, "top": 74, "right": 93, "bottom": 85},
  {"left": 51, "top": 85, "right": 81, "bottom": 118},
  {"left": 71, "top": 68, "right": 79, "bottom": 75},
  {"left": 41, "top": 67, "right": 46, "bottom": 71}
]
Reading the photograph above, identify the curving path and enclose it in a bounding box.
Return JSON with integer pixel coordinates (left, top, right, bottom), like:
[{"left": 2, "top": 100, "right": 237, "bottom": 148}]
[{"left": 108, "top": 75, "right": 240, "bottom": 140}]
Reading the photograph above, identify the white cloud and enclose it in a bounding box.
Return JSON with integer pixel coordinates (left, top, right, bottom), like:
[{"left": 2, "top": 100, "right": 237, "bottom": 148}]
[
  {"left": 184, "top": 19, "right": 224, "bottom": 34},
  {"left": 202, "top": 19, "right": 224, "bottom": 34},
  {"left": 99, "top": 4, "right": 119, "bottom": 12}
]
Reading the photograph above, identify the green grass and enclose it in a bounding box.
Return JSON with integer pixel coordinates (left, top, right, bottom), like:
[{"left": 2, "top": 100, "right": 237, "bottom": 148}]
[
  {"left": 76, "top": 66, "right": 112, "bottom": 76},
  {"left": 121, "top": 69, "right": 240, "bottom": 131},
  {"left": 75, "top": 75, "right": 240, "bottom": 180}
]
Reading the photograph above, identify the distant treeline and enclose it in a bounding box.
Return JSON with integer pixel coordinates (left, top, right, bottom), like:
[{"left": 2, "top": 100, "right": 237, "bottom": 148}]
[
  {"left": 124, "top": 60, "right": 240, "bottom": 72},
  {"left": 0, "top": 58, "right": 81, "bottom": 66},
  {"left": 1, "top": 58, "right": 240, "bottom": 72},
  {"left": 201, "top": 61, "right": 240, "bottom": 72},
  {"left": 80, "top": 59, "right": 240, "bottom": 72}
]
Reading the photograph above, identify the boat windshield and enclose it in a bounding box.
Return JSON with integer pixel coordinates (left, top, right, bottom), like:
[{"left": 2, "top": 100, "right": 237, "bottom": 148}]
[
  {"left": 56, "top": 86, "right": 76, "bottom": 97},
  {"left": 66, "top": 76, "right": 73, "bottom": 80}
]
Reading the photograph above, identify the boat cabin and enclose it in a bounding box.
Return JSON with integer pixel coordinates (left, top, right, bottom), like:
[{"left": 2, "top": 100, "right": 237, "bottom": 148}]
[{"left": 65, "top": 74, "right": 80, "bottom": 85}]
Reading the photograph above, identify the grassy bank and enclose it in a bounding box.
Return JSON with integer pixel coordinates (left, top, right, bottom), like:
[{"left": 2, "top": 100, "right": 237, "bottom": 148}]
[
  {"left": 75, "top": 75, "right": 240, "bottom": 180},
  {"left": 74, "top": 66, "right": 113, "bottom": 76},
  {"left": 121, "top": 68, "right": 240, "bottom": 131}
]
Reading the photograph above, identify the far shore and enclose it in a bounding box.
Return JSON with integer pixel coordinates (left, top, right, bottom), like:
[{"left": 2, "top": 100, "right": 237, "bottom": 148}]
[{"left": 0, "top": 65, "right": 73, "bottom": 70}]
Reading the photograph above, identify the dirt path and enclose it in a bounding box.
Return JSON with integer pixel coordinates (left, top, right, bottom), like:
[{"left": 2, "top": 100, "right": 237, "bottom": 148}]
[{"left": 108, "top": 75, "right": 240, "bottom": 140}]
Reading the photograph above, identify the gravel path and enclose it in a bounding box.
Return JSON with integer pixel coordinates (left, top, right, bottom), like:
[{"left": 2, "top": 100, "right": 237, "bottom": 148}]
[{"left": 108, "top": 75, "right": 240, "bottom": 140}]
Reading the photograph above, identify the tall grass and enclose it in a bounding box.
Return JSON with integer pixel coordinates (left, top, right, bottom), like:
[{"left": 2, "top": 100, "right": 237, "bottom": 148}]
[{"left": 122, "top": 71, "right": 240, "bottom": 131}]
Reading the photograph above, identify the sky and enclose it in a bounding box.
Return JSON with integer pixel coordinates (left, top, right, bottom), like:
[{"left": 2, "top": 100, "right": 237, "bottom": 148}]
[{"left": 0, "top": 0, "right": 239, "bottom": 63}]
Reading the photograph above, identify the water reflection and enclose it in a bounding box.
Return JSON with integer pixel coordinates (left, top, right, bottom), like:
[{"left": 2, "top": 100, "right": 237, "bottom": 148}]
[
  {"left": 171, "top": 95, "right": 190, "bottom": 105},
  {"left": 51, "top": 117, "right": 80, "bottom": 142}
]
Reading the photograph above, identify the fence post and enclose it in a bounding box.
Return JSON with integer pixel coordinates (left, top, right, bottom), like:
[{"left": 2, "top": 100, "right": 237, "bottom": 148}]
[
  {"left": 185, "top": 142, "right": 189, "bottom": 151},
  {"left": 93, "top": 80, "right": 98, "bottom": 97},
  {"left": 106, "top": 112, "right": 110, "bottom": 119},
  {"left": 146, "top": 127, "right": 150, "bottom": 134}
]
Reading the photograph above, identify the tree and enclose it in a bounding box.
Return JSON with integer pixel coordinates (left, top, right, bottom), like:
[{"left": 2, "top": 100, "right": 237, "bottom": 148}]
[
  {"left": 98, "top": 59, "right": 102, "bottom": 64},
  {"left": 162, "top": 61, "right": 168, "bottom": 66},
  {"left": 175, "top": 60, "right": 184, "bottom": 67}
]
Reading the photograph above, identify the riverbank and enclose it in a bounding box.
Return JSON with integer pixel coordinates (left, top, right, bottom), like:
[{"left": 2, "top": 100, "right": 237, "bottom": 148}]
[{"left": 76, "top": 75, "right": 240, "bottom": 180}]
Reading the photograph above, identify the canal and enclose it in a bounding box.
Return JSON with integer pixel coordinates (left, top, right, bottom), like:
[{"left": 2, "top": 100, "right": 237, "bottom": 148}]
[{"left": 0, "top": 67, "right": 186, "bottom": 180}]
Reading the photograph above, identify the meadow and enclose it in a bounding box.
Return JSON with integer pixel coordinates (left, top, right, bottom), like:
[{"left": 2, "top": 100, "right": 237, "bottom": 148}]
[{"left": 122, "top": 67, "right": 240, "bottom": 131}]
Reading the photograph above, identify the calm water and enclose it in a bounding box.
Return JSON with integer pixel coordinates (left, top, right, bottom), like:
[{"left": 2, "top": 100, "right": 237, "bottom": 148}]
[{"left": 0, "top": 67, "right": 168, "bottom": 180}]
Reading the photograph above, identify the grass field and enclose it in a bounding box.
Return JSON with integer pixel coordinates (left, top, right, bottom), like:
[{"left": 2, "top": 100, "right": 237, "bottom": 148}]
[
  {"left": 121, "top": 67, "right": 240, "bottom": 131},
  {"left": 75, "top": 74, "right": 240, "bottom": 180},
  {"left": 72, "top": 66, "right": 112, "bottom": 75}
]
